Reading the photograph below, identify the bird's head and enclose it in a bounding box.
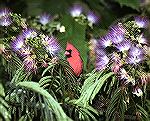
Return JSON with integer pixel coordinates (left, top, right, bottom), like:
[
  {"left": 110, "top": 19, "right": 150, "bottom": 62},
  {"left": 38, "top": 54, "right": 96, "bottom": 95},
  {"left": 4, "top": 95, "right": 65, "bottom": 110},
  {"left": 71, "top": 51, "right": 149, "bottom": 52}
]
[
  {"left": 64, "top": 42, "right": 83, "bottom": 77},
  {"left": 65, "top": 42, "right": 80, "bottom": 58},
  {"left": 65, "top": 49, "right": 72, "bottom": 58}
]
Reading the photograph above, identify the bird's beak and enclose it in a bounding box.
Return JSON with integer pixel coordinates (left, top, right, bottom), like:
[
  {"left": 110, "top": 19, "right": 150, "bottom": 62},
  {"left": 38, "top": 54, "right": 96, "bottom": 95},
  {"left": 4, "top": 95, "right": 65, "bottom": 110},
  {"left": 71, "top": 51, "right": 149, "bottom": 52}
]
[{"left": 65, "top": 51, "right": 70, "bottom": 56}]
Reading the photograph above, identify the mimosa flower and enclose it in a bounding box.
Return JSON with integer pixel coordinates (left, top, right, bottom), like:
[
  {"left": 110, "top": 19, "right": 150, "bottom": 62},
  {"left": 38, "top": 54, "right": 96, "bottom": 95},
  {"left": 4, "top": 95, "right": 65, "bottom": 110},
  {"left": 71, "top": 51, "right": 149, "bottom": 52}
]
[
  {"left": 39, "top": 13, "right": 51, "bottom": 25},
  {"left": 95, "top": 48, "right": 110, "bottom": 71},
  {"left": 22, "top": 28, "right": 38, "bottom": 39},
  {"left": 0, "top": 8, "right": 12, "bottom": 26},
  {"left": 138, "top": 33, "right": 147, "bottom": 44},
  {"left": 23, "top": 56, "right": 37, "bottom": 73},
  {"left": 115, "top": 40, "right": 131, "bottom": 52},
  {"left": 11, "top": 35, "right": 32, "bottom": 57},
  {"left": 126, "top": 46, "right": 144, "bottom": 64},
  {"left": 97, "top": 34, "right": 112, "bottom": 48},
  {"left": 134, "top": 16, "right": 149, "bottom": 28},
  {"left": 87, "top": 11, "right": 99, "bottom": 24},
  {"left": 11, "top": 35, "right": 25, "bottom": 52},
  {"left": 42, "top": 36, "right": 61, "bottom": 56},
  {"left": 70, "top": 4, "right": 82, "bottom": 17}
]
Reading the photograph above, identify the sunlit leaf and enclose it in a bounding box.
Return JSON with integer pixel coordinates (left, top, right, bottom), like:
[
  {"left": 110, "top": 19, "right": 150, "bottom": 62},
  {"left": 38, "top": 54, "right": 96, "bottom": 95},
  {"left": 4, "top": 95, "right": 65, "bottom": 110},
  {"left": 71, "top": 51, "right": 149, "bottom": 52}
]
[
  {"left": 76, "top": 71, "right": 113, "bottom": 107},
  {"left": 0, "top": 83, "right": 5, "bottom": 97},
  {"left": 17, "top": 81, "right": 72, "bottom": 121},
  {"left": 0, "top": 104, "right": 11, "bottom": 121}
]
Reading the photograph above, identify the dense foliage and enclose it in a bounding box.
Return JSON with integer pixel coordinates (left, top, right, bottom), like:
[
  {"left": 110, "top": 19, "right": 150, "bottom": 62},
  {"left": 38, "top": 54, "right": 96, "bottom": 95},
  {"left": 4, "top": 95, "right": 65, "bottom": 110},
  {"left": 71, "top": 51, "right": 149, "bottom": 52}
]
[{"left": 0, "top": 0, "right": 150, "bottom": 121}]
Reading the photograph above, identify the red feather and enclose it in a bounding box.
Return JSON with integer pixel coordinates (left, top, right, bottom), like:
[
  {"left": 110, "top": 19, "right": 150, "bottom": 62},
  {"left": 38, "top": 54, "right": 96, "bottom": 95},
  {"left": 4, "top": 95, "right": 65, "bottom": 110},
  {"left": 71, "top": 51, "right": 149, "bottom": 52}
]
[{"left": 65, "top": 42, "right": 83, "bottom": 77}]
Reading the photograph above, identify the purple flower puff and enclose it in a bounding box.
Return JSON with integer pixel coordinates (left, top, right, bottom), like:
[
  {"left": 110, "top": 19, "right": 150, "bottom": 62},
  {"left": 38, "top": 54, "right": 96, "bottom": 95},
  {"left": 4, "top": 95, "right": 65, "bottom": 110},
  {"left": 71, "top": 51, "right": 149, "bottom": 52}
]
[
  {"left": 98, "top": 34, "right": 112, "bottom": 48},
  {"left": 115, "top": 39, "right": 131, "bottom": 52},
  {"left": 39, "top": 13, "right": 51, "bottom": 25},
  {"left": 109, "top": 24, "right": 126, "bottom": 35},
  {"left": 128, "top": 46, "right": 144, "bottom": 56},
  {"left": 119, "top": 68, "right": 129, "bottom": 80},
  {"left": 110, "top": 32, "right": 125, "bottom": 44},
  {"left": 42, "top": 36, "right": 61, "bottom": 56},
  {"left": 108, "top": 24, "right": 126, "bottom": 44},
  {"left": 69, "top": 4, "right": 82, "bottom": 17},
  {"left": 119, "top": 68, "right": 135, "bottom": 85},
  {"left": 0, "top": 8, "right": 12, "bottom": 26},
  {"left": 95, "top": 46, "right": 107, "bottom": 56},
  {"left": 96, "top": 54, "right": 110, "bottom": 71},
  {"left": 20, "top": 46, "right": 32, "bottom": 58},
  {"left": 11, "top": 35, "right": 32, "bottom": 57},
  {"left": 112, "top": 53, "right": 121, "bottom": 62},
  {"left": 126, "top": 54, "right": 144, "bottom": 65},
  {"left": 111, "top": 53, "right": 122, "bottom": 73},
  {"left": 126, "top": 46, "right": 145, "bottom": 64},
  {"left": 95, "top": 48, "right": 110, "bottom": 71},
  {"left": 22, "top": 28, "right": 38, "bottom": 39},
  {"left": 87, "top": 11, "right": 99, "bottom": 24},
  {"left": 11, "top": 35, "right": 25, "bottom": 52},
  {"left": 0, "top": 8, "right": 11, "bottom": 17},
  {"left": 23, "top": 56, "right": 37, "bottom": 73},
  {"left": 138, "top": 33, "right": 147, "bottom": 44},
  {"left": 0, "top": 16, "right": 12, "bottom": 26},
  {"left": 134, "top": 16, "right": 149, "bottom": 28}
]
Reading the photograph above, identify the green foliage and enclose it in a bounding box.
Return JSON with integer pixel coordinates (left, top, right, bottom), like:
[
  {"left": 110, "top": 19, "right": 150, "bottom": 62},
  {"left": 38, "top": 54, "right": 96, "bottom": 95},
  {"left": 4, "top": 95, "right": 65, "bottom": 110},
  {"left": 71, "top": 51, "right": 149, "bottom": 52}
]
[
  {"left": 0, "top": 83, "right": 11, "bottom": 121},
  {"left": 0, "top": 0, "right": 150, "bottom": 121},
  {"left": 0, "top": 83, "right": 5, "bottom": 97},
  {"left": 17, "top": 81, "right": 72, "bottom": 121},
  {"left": 114, "top": 0, "right": 140, "bottom": 10},
  {"left": 26, "top": 0, "right": 72, "bottom": 16},
  {"left": 136, "top": 104, "right": 149, "bottom": 121},
  {"left": 67, "top": 99, "right": 99, "bottom": 121},
  {"left": 75, "top": 71, "right": 114, "bottom": 106},
  {"left": 10, "top": 66, "right": 28, "bottom": 84},
  {"left": 106, "top": 87, "right": 127, "bottom": 121},
  {"left": 2, "top": 53, "right": 23, "bottom": 78}
]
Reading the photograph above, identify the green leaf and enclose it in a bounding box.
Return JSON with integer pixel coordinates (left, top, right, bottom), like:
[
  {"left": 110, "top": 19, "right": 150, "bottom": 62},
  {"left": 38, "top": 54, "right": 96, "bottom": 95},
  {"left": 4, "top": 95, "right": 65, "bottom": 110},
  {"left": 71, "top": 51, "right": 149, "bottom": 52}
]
[
  {"left": 0, "top": 104, "right": 11, "bottom": 121},
  {"left": 18, "top": 114, "right": 32, "bottom": 121},
  {"left": 42, "top": 64, "right": 54, "bottom": 76},
  {"left": 0, "top": 83, "right": 5, "bottom": 97},
  {"left": 41, "top": 0, "right": 73, "bottom": 14},
  {"left": 19, "top": 115, "right": 27, "bottom": 121},
  {"left": 17, "top": 81, "right": 72, "bottom": 121},
  {"left": 114, "top": 0, "right": 140, "bottom": 10},
  {"left": 137, "top": 104, "right": 149, "bottom": 120},
  {"left": 80, "top": 73, "right": 97, "bottom": 94},
  {"left": 0, "top": 97, "right": 9, "bottom": 108},
  {"left": 106, "top": 87, "right": 127, "bottom": 121},
  {"left": 76, "top": 71, "right": 113, "bottom": 106},
  {"left": 5, "top": 90, "right": 20, "bottom": 103},
  {"left": 90, "top": 72, "right": 114, "bottom": 102},
  {"left": 57, "top": 15, "right": 88, "bottom": 70},
  {"left": 69, "top": 99, "right": 98, "bottom": 121},
  {"left": 39, "top": 76, "right": 52, "bottom": 87},
  {"left": 79, "top": 108, "right": 98, "bottom": 121},
  {"left": 11, "top": 66, "right": 26, "bottom": 84}
]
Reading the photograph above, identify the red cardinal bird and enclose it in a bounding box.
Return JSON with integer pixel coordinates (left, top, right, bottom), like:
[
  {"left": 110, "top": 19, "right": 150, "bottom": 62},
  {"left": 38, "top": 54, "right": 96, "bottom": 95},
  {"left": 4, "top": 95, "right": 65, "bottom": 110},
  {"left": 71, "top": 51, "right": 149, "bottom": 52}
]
[{"left": 65, "top": 42, "right": 83, "bottom": 77}]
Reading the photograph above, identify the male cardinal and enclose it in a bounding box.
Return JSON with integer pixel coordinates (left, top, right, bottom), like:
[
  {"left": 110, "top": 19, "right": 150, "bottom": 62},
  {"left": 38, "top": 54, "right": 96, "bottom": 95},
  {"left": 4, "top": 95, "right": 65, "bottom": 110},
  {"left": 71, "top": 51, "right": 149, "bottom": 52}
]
[{"left": 65, "top": 42, "right": 83, "bottom": 77}]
